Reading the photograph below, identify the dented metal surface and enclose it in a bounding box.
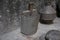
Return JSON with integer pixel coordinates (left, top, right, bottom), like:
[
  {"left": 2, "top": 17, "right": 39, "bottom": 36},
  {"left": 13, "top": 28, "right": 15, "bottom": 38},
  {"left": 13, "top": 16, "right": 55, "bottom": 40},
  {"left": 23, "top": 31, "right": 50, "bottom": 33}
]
[{"left": 21, "top": 9, "right": 40, "bottom": 35}]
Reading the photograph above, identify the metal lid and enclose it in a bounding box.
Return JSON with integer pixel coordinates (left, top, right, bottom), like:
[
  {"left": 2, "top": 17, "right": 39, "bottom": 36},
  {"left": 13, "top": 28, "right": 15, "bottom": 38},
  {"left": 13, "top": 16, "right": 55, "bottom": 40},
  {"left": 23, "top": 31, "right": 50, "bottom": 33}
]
[
  {"left": 45, "top": 30, "right": 60, "bottom": 40},
  {"left": 40, "top": 5, "right": 56, "bottom": 14}
]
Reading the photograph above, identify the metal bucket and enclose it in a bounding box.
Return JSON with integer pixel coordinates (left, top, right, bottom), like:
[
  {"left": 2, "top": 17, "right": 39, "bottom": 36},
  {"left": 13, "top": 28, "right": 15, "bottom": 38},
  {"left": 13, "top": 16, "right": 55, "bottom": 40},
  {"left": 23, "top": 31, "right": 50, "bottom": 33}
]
[{"left": 21, "top": 9, "right": 39, "bottom": 35}]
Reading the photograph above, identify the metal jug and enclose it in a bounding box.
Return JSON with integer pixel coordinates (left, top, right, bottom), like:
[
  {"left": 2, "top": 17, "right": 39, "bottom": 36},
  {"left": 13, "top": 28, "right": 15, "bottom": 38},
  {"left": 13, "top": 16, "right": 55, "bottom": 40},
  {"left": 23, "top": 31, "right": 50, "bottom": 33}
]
[{"left": 21, "top": 2, "right": 40, "bottom": 35}]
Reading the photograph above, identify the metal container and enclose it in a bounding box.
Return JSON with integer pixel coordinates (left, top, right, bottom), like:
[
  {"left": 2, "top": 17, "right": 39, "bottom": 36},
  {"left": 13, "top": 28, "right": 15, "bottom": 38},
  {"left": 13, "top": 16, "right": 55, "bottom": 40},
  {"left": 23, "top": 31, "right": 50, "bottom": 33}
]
[
  {"left": 45, "top": 30, "right": 60, "bottom": 40},
  {"left": 38, "top": 30, "right": 60, "bottom": 40},
  {"left": 21, "top": 2, "right": 40, "bottom": 35},
  {"left": 40, "top": 5, "right": 56, "bottom": 24}
]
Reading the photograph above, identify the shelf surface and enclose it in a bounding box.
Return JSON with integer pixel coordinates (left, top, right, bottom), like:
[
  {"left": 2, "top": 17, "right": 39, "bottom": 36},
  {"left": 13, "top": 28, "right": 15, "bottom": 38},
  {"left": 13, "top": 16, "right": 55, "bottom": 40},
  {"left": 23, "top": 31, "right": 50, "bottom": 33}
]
[{"left": 0, "top": 17, "right": 60, "bottom": 40}]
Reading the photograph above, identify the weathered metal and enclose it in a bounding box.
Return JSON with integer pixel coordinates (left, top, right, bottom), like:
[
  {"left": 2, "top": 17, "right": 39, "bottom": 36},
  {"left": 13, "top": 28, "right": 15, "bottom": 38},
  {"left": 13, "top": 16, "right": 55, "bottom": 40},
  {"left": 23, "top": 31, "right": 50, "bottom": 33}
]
[
  {"left": 21, "top": 2, "right": 40, "bottom": 35},
  {"left": 40, "top": 4, "right": 56, "bottom": 24}
]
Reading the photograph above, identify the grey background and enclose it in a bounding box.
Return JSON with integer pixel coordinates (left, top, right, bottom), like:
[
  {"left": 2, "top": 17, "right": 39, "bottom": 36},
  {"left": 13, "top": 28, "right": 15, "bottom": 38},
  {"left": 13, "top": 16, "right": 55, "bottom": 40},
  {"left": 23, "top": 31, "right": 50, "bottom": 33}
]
[{"left": 0, "top": 0, "right": 60, "bottom": 40}]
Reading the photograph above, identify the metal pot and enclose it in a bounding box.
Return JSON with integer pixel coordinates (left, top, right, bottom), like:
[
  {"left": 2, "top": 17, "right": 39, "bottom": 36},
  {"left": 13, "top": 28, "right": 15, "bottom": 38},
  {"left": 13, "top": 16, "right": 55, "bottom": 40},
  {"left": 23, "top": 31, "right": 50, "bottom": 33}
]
[
  {"left": 45, "top": 30, "right": 60, "bottom": 40},
  {"left": 40, "top": 5, "right": 56, "bottom": 24}
]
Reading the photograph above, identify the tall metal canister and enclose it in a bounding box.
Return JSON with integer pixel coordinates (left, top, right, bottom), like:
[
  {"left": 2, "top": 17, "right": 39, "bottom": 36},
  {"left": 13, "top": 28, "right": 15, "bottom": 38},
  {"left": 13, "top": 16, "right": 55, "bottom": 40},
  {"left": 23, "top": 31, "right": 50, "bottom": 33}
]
[{"left": 21, "top": 2, "right": 40, "bottom": 35}]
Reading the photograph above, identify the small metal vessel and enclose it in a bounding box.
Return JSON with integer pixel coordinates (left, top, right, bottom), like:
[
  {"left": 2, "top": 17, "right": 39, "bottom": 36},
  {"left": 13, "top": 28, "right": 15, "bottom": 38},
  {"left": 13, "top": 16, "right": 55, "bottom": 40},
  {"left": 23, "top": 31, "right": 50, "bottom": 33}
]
[{"left": 40, "top": 5, "right": 56, "bottom": 24}]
